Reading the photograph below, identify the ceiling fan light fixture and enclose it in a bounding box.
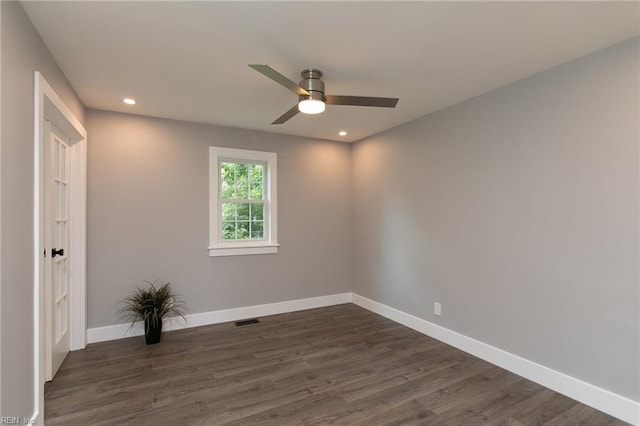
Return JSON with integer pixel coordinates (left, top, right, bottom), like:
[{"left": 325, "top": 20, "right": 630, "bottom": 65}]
[{"left": 298, "top": 98, "right": 325, "bottom": 114}]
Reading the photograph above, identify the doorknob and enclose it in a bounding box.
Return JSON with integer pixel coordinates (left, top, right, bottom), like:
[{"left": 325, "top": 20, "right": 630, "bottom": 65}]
[{"left": 51, "top": 248, "right": 64, "bottom": 258}]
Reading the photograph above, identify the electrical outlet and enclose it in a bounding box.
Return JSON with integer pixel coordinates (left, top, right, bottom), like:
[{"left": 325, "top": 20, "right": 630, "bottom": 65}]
[{"left": 434, "top": 302, "right": 442, "bottom": 316}]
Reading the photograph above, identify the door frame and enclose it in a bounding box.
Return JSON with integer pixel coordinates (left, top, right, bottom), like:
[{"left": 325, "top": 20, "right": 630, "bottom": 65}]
[{"left": 33, "top": 71, "right": 87, "bottom": 423}]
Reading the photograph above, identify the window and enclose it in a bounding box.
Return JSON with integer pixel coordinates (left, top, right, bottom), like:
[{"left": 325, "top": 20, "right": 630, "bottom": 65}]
[{"left": 209, "top": 147, "right": 278, "bottom": 256}]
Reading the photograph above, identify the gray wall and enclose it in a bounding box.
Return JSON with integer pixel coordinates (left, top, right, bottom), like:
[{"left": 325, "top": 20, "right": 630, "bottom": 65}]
[
  {"left": 0, "top": 1, "right": 85, "bottom": 418},
  {"left": 352, "top": 38, "right": 639, "bottom": 400},
  {"left": 86, "top": 110, "right": 352, "bottom": 328}
]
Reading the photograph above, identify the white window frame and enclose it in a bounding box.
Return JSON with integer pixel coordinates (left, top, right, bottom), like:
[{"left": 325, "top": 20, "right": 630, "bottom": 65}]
[{"left": 209, "top": 146, "right": 278, "bottom": 256}]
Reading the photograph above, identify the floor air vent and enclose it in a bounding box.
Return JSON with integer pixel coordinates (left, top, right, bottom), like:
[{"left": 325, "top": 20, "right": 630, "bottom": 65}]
[{"left": 234, "top": 318, "right": 260, "bottom": 326}]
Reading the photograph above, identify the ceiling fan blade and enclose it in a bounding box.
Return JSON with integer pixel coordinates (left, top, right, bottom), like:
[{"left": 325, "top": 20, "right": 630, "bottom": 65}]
[
  {"left": 325, "top": 95, "right": 399, "bottom": 108},
  {"left": 249, "top": 64, "right": 310, "bottom": 96},
  {"left": 272, "top": 104, "right": 300, "bottom": 125}
]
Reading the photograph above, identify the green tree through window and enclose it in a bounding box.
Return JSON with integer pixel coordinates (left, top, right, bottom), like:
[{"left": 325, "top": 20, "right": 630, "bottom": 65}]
[{"left": 220, "top": 161, "right": 265, "bottom": 240}]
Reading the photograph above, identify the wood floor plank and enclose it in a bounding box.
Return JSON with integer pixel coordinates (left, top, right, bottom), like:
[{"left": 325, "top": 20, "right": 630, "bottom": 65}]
[
  {"left": 352, "top": 399, "right": 437, "bottom": 426},
  {"left": 223, "top": 394, "right": 345, "bottom": 426},
  {"left": 544, "top": 403, "right": 625, "bottom": 425},
  {"left": 44, "top": 304, "right": 626, "bottom": 425}
]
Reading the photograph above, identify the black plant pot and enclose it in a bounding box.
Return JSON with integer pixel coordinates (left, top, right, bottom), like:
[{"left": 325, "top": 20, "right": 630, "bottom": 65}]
[{"left": 144, "top": 318, "right": 162, "bottom": 345}]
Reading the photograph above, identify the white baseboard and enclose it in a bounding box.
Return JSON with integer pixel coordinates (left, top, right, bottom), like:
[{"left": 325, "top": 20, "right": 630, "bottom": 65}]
[
  {"left": 87, "top": 293, "right": 353, "bottom": 344},
  {"left": 351, "top": 293, "right": 640, "bottom": 426}
]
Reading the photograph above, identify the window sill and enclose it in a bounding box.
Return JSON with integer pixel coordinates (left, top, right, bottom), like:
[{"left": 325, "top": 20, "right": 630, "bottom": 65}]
[{"left": 208, "top": 243, "right": 279, "bottom": 257}]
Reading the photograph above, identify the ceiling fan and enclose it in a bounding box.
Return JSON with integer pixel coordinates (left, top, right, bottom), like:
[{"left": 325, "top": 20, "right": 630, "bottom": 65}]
[{"left": 249, "top": 64, "right": 399, "bottom": 125}]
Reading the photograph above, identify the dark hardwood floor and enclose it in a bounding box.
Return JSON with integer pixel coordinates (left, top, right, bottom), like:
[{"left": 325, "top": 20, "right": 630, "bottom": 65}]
[{"left": 45, "top": 304, "right": 626, "bottom": 425}]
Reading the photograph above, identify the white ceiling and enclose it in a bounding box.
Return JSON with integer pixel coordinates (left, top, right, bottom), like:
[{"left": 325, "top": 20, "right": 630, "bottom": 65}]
[{"left": 22, "top": 1, "right": 639, "bottom": 142}]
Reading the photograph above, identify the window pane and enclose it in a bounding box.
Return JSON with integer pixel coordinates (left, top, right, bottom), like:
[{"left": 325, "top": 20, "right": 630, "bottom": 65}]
[
  {"left": 250, "top": 203, "right": 264, "bottom": 221},
  {"left": 236, "top": 221, "right": 250, "bottom": 239},
  {"left": 221, "top": 162, "right": 234, "bottom": 182},
  {"left": 250, "top": 182, "right": 263, "bottom": 199},
  {"left": 222, "top": 221, "right": 236, "bottom": 240},
  {"left": 236, "top": 203, "right": 249, "bottom": 220},
  {"left": 235, "top": 179, "right": 248, "bottom": 199},
  {"left": 235, "top": 163, "right": 248, "bottom": 181},
  {"left": 221, "top": 181, "right": 234, "bottom": 199},
  {"left": 251, "top": 221, "right": 264, "bottom": 239},
  {"left": 250, "top": 164, "right": 264, "bottom": 199},
  {"left": 251, "top": 164, "right": 263, "bottom": 183},
  {"left": 221, "top": 203, "right": 236, "bottom": 221}
]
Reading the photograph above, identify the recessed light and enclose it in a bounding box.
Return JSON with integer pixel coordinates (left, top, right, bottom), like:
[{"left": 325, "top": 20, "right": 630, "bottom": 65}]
[
  {"left": 122, "top": 98, "right": 136, "bottom": 105},
  {"left": 338, "top": 131, "right": 347, "bottom": 136}
]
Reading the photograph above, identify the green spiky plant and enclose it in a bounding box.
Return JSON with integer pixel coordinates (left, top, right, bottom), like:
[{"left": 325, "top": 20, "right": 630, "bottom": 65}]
[{"left": 117, "top": 281, "right": 187, "bottom": 344}]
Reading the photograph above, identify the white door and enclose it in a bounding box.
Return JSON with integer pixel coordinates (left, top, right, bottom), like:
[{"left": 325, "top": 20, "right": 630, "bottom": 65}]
[{"left": 45, "top": 122, "right": 71, "bottom": 381}]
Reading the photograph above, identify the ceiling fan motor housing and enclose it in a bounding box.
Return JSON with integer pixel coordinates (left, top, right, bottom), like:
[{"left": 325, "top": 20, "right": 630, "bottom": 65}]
[{"left": 299, "top": 69, "right": 325, "bottom": 102}]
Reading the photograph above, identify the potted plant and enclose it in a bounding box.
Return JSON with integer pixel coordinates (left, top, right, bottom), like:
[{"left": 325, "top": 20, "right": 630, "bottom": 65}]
[{"left": 117, "top": 281, "right": 187, "bottom": 344}]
